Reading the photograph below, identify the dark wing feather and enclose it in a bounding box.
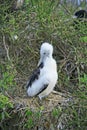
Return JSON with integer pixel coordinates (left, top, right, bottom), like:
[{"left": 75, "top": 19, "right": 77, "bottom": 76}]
[
  {"left": 36, "top": 84, "right": 48, "bottom": 95},
  {"left": 26, "top": 62, "right": 44, "bottom": 88},
  {"left": 38, "top": 62, "right": 44, "bottom": 68}
]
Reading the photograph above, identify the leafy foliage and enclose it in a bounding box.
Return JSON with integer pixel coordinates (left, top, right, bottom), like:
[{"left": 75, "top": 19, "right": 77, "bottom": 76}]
[
  {"left": 0, "top": 65, "right": 16, "bottom": 93},
  {"left": 0, "top": 93, "right": 13, "bottom": 122}
]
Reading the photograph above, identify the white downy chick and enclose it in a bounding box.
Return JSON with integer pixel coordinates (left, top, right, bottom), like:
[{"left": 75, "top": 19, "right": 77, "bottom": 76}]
[{"left": 27, "top": 42, "right": 58, "bottom": 100}]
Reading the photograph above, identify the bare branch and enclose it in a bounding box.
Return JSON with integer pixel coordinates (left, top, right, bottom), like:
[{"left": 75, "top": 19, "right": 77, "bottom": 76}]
[{"left": 3, "top": 35, "right": 11, "bottom": 61}]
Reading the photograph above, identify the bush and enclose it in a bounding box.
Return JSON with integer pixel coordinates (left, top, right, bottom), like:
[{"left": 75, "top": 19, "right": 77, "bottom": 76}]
[{"left": 0, "top": 93, "right": 13, "bottom": 122}]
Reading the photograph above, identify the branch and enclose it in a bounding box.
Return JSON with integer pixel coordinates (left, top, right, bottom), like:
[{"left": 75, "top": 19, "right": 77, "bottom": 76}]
[{"left": 3, "top": 35, "right": 11, "bottom": 61}]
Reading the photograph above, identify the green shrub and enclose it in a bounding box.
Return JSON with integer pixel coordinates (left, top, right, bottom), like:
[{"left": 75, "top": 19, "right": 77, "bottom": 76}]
[
  {"left": 0, "top": 93, "right": 13, "bottom": 122},
  {"left": 0, "top": 65, "right": 16, "bottom": 93}
]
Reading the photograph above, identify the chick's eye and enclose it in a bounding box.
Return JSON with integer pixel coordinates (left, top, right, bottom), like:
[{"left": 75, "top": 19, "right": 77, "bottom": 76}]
[{"left": 43, "top": 52, "right": 46, "bottom": 55}]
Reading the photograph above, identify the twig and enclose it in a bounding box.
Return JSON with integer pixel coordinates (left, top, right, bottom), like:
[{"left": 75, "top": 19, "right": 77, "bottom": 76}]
[
  {"left": 52, "top": 90, "right": 72, "bottom": 98},
  {"left": 17, "top": 106, "right": 30, "bottom": 111},
  {"left": 5, "top": 91, "right": 14, "bottom": 100},
  {"left": 3, "top": 35, "right": 11, "bottom": 61},
  {"left": 60, "top": 3, "right": 71, "bottom": 15},
  {"left": 46, "top": 98, "right": 64, "bottom": 102}
]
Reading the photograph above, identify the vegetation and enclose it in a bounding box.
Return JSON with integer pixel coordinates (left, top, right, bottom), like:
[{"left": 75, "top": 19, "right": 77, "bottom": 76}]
[{"left": 0, "top": 0, "right": 87, "bottom": 130}]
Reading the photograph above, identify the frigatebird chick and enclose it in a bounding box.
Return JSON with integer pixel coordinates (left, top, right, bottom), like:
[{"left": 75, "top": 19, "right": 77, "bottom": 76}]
[
  {"left": 74, "top": 10, "right": 87, "bottom": 18},
  {"left": 27, "top": 42, "right": 58, "bottom": 100},
  {"left": 73, "top": 9, "right": 87, "bottom": 29}
]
